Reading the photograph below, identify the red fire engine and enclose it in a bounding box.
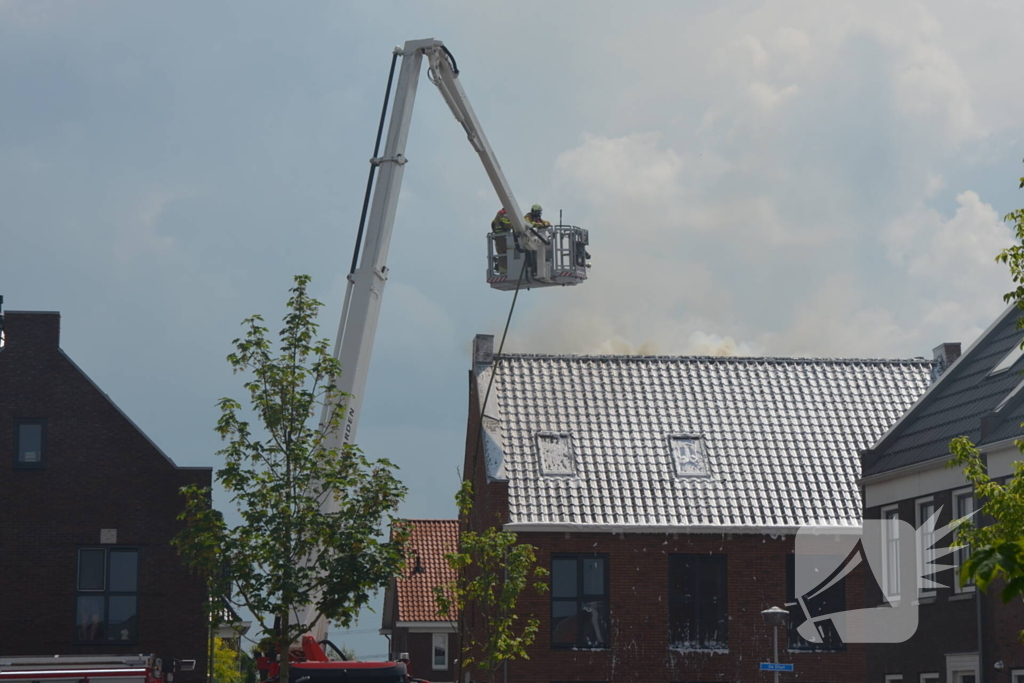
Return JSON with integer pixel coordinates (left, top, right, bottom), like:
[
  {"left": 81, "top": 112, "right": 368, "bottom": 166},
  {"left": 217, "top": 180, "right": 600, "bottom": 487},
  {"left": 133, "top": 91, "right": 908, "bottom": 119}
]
[
  {"left": 0, "top": 655, "right": 194, "bottom": 683},
  {"left": 256, "top": 637, "right": 425, "bottom": 683}
]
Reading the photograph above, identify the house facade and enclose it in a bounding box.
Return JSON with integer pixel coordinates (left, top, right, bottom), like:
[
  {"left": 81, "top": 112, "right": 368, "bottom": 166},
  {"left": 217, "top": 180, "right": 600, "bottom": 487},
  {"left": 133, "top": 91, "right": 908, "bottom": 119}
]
[
  {"left": 381, "top": 519, "right": 459, "bottom": 683},
  {"left": 0, "top": 311, "right": 211, "bottom": 678},
  {"left": 460, "top": 334, "right": 935, "bottom": 683},
  {"left": 861, "top": 306, "right": 1024, "bottom": 683}
]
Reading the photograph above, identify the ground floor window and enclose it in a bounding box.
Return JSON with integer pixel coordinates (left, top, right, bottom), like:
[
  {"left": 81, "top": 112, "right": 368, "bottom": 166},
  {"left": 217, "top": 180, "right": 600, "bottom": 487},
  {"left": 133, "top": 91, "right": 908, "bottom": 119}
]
[
  {"left": 668, "top": 554, "right": 727, "bottom": 650},
  {"left": 75, "top": 547, "right": 138, "bottom": 643},
  {"left": 432, "top": 633, "right": 447, "bottom": 670},
  {"left": 550, "top": 554, "right": 609, "bottom": 648}
]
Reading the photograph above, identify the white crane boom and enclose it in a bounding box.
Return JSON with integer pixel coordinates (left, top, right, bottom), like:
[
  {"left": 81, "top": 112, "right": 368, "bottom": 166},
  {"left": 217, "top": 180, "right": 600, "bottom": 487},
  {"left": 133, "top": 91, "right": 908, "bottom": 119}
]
[{"left": 300, "top": 37, "right": 588, "bottom": 642}]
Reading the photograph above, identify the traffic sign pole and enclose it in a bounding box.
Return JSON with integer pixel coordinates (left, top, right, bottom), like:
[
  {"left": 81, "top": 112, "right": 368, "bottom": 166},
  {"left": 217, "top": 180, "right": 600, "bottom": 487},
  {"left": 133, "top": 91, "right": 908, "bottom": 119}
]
[{"left": 773, "top": 623, "right": 779, "bottom": 683}]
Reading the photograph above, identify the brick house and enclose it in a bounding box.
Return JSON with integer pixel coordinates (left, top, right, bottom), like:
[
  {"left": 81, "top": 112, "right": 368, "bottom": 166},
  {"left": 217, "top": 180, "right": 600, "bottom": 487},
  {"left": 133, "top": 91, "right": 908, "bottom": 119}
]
[
  {"left": 0, "top": 311, "right": 211, "bottom": 677},
  {"left": 861, "top": 305, "right": 1024, "bottom": 683},
  {"left": 459, "top": 334, "right": 935, "bottom": 683},
  {"left": 381, "top": 519, "right": 459, "bottom": 683}
]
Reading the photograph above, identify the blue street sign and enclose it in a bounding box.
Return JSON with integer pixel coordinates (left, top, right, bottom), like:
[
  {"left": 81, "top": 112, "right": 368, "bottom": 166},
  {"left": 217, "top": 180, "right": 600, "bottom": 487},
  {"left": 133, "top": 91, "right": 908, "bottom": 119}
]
[{"left": 760, "top": 663, "right": 794, "bottom": 672}]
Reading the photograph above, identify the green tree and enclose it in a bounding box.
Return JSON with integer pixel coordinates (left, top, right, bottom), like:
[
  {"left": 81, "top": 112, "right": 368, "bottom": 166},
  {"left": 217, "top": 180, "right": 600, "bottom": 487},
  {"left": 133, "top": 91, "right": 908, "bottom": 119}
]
[
  {"left": 174, "top": 275, "right": 408, "bottom": 683},
  {"left": 212, "top": 638, "right": 244, "bottom": 683},
  {"left": 949, "top": 438, "right": 1024, "bottom": 601},
  {"left": 434, "top": 482, "right": 548, "bottom": 683},
  {"left": 948, "top": 162, "right": 1024, "bottom": 606}
]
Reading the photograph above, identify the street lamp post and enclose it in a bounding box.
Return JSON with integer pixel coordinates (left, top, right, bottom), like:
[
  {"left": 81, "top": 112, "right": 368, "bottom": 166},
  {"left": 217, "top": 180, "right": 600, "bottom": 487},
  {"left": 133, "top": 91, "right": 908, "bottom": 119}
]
[{"left": 761, "top": 606, "right": 789, "bottom": 683}]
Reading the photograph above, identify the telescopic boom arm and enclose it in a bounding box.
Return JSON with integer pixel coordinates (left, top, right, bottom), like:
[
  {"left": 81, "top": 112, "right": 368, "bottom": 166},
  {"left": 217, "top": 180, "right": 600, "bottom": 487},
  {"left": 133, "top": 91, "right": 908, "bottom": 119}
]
[{"left": 301, "top": 38, "right": 546, "bottom": 642}]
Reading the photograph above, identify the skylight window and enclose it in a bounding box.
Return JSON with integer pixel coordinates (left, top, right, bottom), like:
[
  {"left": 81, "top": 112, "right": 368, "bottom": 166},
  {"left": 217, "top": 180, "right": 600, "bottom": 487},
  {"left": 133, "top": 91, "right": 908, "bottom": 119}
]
[
  {"left": 537, "top": 432, "right": 575, "bottom": 476},
  {"left": 990, "top": 342, "right": 1024, "bottom": 375},
  {"left": 670, "top": 435, "right": 709, "bottom": 477}
]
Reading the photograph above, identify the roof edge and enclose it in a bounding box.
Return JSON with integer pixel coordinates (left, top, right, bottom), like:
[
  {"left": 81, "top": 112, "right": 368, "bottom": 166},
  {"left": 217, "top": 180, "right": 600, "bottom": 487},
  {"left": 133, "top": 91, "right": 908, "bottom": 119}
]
[
  {"left": 865, "top": 302, "right": 1019, "bottom": 472},
  {"left": 503, "top": 522, "right": 859, "bottom": 534},
  {"left": 394, "top": 620, "right": 459, "bottom": 628},
  {"left": 497, "top": 353, "right": 935, "bottom": 365},
  {"left": 59, "top": 349, "right": 200, "bottom": 472}
]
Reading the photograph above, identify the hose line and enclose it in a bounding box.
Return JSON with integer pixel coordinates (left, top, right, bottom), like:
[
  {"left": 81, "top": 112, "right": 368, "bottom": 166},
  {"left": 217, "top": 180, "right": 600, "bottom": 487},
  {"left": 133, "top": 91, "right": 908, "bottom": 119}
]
[{"left": 349, "top": 51, "right": 400, "bottom": 276}]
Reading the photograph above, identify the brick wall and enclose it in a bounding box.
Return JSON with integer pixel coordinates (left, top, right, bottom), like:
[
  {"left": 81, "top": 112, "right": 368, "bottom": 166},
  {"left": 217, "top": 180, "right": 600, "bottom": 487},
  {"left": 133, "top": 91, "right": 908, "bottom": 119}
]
[
  {"left": 865, "top": 491, "right": 1024, "bottom": 681},
  {"left": 0, "top": 311, "right": 211, "bottom": 680},
  {"left": 498, "top": 531, "right": 865, "bottom": 683},
  {"left": 404, "top": 632, "right": 455, "bottom": 683}
]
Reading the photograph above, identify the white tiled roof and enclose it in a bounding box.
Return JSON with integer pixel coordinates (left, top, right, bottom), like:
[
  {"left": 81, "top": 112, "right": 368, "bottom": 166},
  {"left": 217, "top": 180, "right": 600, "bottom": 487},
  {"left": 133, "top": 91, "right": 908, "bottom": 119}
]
[{"left": 484, "top": 354, "right": 934, "bottom": 531}]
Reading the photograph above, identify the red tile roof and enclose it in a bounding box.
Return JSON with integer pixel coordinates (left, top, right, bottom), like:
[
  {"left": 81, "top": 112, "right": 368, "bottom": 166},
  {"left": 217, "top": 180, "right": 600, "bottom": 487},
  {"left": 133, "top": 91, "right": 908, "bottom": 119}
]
[{"left": 396, "top": 519, "right": 459, "bottom": 623}]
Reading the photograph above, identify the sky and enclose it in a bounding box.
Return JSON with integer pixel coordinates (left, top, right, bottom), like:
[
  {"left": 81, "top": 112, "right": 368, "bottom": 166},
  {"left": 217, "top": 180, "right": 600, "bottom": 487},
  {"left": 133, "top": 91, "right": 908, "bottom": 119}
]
[{"left": 3, "top": 0, "right": 1024, "bottom": 660}]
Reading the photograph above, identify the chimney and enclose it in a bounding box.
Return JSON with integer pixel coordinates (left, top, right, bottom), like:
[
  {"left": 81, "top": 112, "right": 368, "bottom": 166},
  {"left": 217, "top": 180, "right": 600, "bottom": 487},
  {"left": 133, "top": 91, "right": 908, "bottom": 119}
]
[
  {"left": 932, "top": 342, "right": 961, "bottom": 376},
  {"left": 2, "top": 311, "right": 61, "bottom": 351},
  {"left": 473, "top": 334, "right": 494, "bottom": 366}
]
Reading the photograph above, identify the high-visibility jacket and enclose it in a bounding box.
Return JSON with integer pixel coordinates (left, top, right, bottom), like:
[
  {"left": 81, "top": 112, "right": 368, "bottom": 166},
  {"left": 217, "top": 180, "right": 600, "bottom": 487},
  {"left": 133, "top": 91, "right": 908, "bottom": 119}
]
[
  {"left": 492, "top": 210, "right": 512, "bottom": 232},
  {"left": 524, "top": 212, "right": 551, "bottom": 227}
]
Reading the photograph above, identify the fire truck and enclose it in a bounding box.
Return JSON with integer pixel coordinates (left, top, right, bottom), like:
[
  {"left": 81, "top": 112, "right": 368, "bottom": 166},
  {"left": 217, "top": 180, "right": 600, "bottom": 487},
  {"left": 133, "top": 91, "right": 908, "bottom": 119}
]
[
  {"left": 256, "top": 637, "right": 418, "bottom": 683},
  {"left": 0, "top": 655, "right": 195, "bottom": 683}
]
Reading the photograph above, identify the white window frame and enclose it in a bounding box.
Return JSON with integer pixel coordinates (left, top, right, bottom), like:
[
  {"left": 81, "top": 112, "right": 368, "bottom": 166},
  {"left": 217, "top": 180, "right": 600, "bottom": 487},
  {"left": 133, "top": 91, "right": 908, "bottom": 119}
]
[
  {"left": 952, "top": 487, "right": 976, "bottom": 594},
  {"left": 881, "top": 504, "right": 901, "bottom": 601},
  {"left": 945, "top": 652, "right": 978, "bottom": 682},
  {"left": 1011, "top": 669, "right": 1024, "bottom": 683},
  {"left": 920, "top": 674, "right": 939, "bottom": 683},
  {"left": 915, "top": 496, "right": 937, "bottom": 598},
  {"left": 432, "top": 632, "right": 448, "bottom": 671},
  {"left": 885, "top": 675, "right": 903, "bottom": 682}
]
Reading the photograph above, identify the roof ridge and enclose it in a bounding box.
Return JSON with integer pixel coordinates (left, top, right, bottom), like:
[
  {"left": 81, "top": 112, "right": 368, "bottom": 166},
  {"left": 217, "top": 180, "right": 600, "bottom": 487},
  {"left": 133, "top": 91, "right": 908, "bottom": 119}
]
[
  {"left": 399, "top": 518, "right": 459, "bottom": 523},
  {"left": 496, "top": 353, "right": 936, "bottom": 365}
]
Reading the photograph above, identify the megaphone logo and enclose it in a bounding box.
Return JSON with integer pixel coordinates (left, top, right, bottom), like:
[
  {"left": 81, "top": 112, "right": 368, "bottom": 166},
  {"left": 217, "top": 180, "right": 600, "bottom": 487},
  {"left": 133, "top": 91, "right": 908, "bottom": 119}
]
[{"left": 792, "top": 509, "right": 972, "bottom": 644}]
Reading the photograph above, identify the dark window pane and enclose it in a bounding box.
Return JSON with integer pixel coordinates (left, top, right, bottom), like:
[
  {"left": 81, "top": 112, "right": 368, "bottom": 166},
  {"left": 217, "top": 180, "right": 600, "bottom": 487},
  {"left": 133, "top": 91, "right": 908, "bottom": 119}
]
[
  {"left": 109, "top": 550, "right": 138, "bottom": 592},
  {"left": 669, "top": 556, "right": 693, "bottom": 599},
  {"left": 433, "top": 634, "right": 446, "bottom": 667},
  {"left": 551, "top": 600, "right": 578, "bottom": 645},
  {"left": 107, "top": 596, "right": 137, "bottom": 641},
  {"left": 77, "top": 596, "right": 106, "bottom": 641},
  {"left": 699, "top": 597, "right": 727, "bottom": 648},
  {"left": 78, "top": 549, "right": 105, "bottom": 591},
  {"left": 582, "top": 558, "right": 604, "bottom": 595},
  {"left": 580, "top": 600, "right": 608, "bottom": 647},
  {"left": 669, "top": 555, "right": 727, "bottom": 650},
  {"left": 698, "top": 561, "right": 722, "bottom": 597},
  {"left": 17, "top": 423, "right": 43, "bottom": 463},
  {"left": 552, "top": 559, "right": 577, "bottom": 598},
  {"left": 669, "top": 599, "right": 696, "bottom": 646}
]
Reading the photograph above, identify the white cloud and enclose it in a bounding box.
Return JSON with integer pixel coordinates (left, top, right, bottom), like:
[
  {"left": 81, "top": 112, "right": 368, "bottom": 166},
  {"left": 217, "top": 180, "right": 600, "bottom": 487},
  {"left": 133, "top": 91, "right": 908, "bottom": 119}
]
[
  {"left": 748, "top": 82, "right": 800, "bottom": 111},
  {"left": 112, "top": 192, "right": 179, "bottom": 265},
  {"left": 555, "top": 133, "right": 682, "bottom": 207},
  {"left": 884, "top": 190, "right": 1011, "bottom": 276}
]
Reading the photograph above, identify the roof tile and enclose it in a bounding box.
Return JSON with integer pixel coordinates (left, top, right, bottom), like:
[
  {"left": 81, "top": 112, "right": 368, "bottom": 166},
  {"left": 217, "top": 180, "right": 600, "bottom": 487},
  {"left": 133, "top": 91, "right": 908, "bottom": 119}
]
[
  {"left": 395, "top": 519, "right": 458, "bottom": 623},
  {"left": 492, "top": 355, "right": 934, "bottom": 529}
]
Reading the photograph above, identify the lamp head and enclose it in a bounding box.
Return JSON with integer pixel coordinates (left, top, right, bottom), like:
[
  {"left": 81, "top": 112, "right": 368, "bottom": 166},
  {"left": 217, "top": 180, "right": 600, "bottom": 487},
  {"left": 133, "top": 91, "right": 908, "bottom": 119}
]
[{"left": 761, "top": 606, "right": 789, "bottom": 627}]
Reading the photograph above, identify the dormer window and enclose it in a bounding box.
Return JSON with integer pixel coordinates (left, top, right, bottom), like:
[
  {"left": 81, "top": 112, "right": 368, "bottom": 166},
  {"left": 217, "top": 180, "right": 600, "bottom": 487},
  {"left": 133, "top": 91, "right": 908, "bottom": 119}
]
[
  {"left": 990, "top": 342, "right": 1024, "bottom": 375},
  {"left": 537, "top": 432, "right": 574, "bottom": 476},
  {"left": 670, "top": 435, "right": 709, "bottom": 477}
]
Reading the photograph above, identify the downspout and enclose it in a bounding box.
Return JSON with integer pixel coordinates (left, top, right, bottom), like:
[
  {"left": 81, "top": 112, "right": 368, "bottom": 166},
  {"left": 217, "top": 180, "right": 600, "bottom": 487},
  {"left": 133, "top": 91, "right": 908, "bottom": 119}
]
[
  {"left": 977, "top": 589, "right": 984, "bottom": 683},
  {"left": 977, "top": 450, "right": 987, "bottom": 682}
]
